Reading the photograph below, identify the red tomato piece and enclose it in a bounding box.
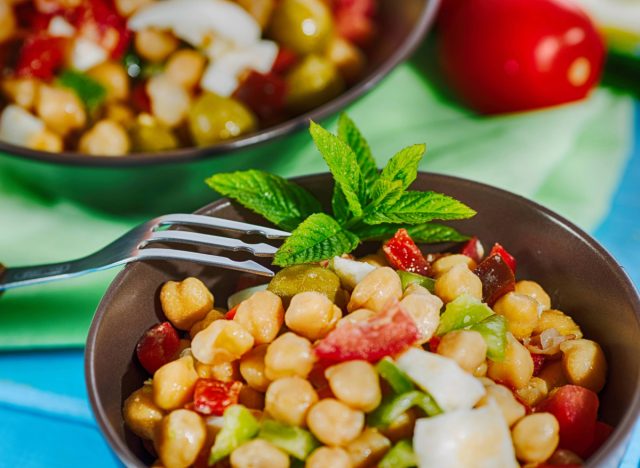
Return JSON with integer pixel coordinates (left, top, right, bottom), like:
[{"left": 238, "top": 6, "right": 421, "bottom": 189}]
[
  {"left": 225, "top": 305, "right": 239, "bottom": 320},
  {"left": 70, "top": 0, "right": 130, "bottom": 59},
  {"left": 131, "top": 82, "right": 151, "bottom": 113},
  {"left": 334, "top": 0, "right": 376, "bottom": 17},
  {"left": 315, "top": 301, "right": 420, "bottom": 363},
  {"left": 537, "top": 385, "right": 599, "bottom": 458},
  {"left": 437, "top": 0, "right": 605, "bottom": 114},
  {"left": 192, "top": 379, "right": 243, "bottom": 416},
  {"left": 271, "top": 47, "right": 298, "bottom": 75},
  {"left": 585, "top": 421, "right": 614, "bottom": 458},
  {"left": 489, "top": 243, "right": 516, "bottom": 273},
  {"left": 460, "top": 236, "right": 484, "bottom": 263},
  {"left": 383, "top": 228, "right": 432, "bottom": 277},
  {"left": 135, "top": 322, "right": 181, "bottom": 374},
  {"left": 334, "top": 12, "right": 375, "bottom": 48},
  {"left": 16, "top": 34, "right": 68, "bottom": 80},
  {"left": 428, "top": 335, "right": 441, "bottom": 353},
  {"left": 473, "top": 253, "right": 515, "bottom": 305},
  {"left": 233, "top": 71, "right": 287, "bottom": 121},
  {"left": 531, "top": 352, "right": 546, "bottom": 376}
]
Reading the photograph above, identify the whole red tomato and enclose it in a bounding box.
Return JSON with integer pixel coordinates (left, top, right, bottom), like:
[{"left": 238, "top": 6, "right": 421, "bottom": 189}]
[{"left": 437, "top": 0, "right": 605, "bottom": 114}]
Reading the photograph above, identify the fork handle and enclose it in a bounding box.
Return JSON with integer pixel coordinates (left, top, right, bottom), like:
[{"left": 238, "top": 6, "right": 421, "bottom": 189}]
[{"left": 0, "top": 259, "right": 106, "bottom": 292}]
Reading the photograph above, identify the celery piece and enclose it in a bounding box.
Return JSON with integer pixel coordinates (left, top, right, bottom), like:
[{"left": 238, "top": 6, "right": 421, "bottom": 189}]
[
  {"left": 376, "top": 357, "right": 415, "bottom": 394},
  {"left": 259, "top": 419, "right": 319, "bottom": 460},
  {"left": 436, "top": 294, "right": 494, "bottom": 336},
  {"left": 209, "top": 405, "right": 260, "bottom": 465},
  {"left": 368, "top": 391, "right": 441, "bottom": 428},
  {"left": 379, "top": 439, "right": 417, "bottom": 468},
  {"left": 470, "top": 314, "right": 507, "bottom": 361},
  {"left": 397, "top": 270, "right": 436, "bottom": 293}
]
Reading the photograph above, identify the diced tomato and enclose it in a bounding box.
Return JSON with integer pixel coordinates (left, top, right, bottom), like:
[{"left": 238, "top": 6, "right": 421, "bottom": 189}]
[
  {"left": 192, "top": 379, "right": 243, "bottom": 416},
  {"left": 537, "top": 385, "right": 599, "bottom": 458},
  {"left": 135, "top": 322, "right": 181, "bottom": 374},
  {"left": 16, "top": 34, "right": 68, "bottom": 80},
  {"left": 383, "top": 228, "right": 432, "bottom": 277},
  {"left": 585, "top": 421, "right": 614, "bottom": 458},
  {"left": 531, "top": 352, "right": 546, "bottom": 376},
  {"left": 474, "top": 253, "right": 515, "bottom": 305},
  {"left": 233, "top": 71, "right": 287, "bottom": 121},
  {"left": 315, "top": 301, "right": 420, "bottom": 363},
  {"left": 14, "top": 2, "right": 52, "bottom": 30},
  {"left": 489, "top": 243, "right": 516, "bottom": 273},
  {"left": 460, "top": 236, "right": 484, "bottom": 263},
  {"left": 225, "top": 305, "right": 239, "bottom": 320},
  {"left": 271, "top": 48, "right": 298, "bottom": 75},
  {"left": 131, "top": 82, "right": 151, "bottom": 113},
  {"left": 333, "top": 0, "right": 376, "bottom": 47},
  {"left": 428, "top": 335, "right": 441, "bottom": 353},
  {"left": 70, "top": 0, "right": 130, "bottom": 59}
]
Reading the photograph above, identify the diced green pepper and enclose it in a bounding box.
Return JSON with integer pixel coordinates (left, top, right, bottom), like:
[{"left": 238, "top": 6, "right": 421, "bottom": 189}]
[
  {"left": 209, "top": 405, "right": 260, "bottom": 465},
  {"left": 397, "top": 270, "right": 436, "bottom": 293},
  {"left": 470, "top": 314, "right": 507, "bottom": 361},
  {"left": 259, "top": 419, "right": 319, "bottom": 460},
  {"left": 368, "top": 391, "right": 441, "bottom": 428},
  {"left": 376, "top": 357, "right": 415, "bottom": 394},
  {"left": 379, "top": 439, "right": 417, "bottom": 468},
  {"left": 56, "top": 70, "right": 107, "bottom": 110},
  {"left": 436, "top": 294, "right": 494, "bottom": 336}
]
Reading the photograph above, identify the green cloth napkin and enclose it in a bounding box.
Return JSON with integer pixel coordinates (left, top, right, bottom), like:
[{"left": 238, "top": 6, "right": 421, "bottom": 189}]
[{"left": 0, "top": 61, "right": 634, "bottom": 350}]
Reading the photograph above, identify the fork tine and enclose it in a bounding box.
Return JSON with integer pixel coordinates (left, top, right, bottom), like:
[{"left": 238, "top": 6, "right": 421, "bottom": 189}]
[
  {"left": 144, "top": 230, "right": 278, "bottom": 257},
  {"left": 137, "top": 248, "right": 275, "bottom": 277},
  {"left": 156, "top": 214, "right": 290, "bottom": 239}
]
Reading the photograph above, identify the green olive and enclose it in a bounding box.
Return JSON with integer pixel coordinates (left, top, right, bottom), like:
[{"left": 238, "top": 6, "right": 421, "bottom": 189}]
[
  {"left": 129, "top": 114, "right": 178, "bottom": 152},
  {"left": 188, "top": 93, "right": 257, "bottom": 146},
  {"left": 268, "top": 0, "right": 333, "bottom": 54},
  {"left": 268, "top": 264, "right": 341, "bottom": 306},
  {"left": 286, "top": 55, "right": 345, "bottom": 112}
]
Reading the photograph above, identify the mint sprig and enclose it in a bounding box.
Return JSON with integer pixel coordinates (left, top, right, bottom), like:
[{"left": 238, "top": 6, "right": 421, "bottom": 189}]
[{"left": 207, "top": 115, "right": 476, "bottom": 267}]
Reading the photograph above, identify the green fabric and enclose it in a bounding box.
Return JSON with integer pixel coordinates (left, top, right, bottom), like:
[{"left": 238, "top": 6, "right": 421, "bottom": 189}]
[{"left": 0, "top": 61, "right": 634, "bottom": 350}]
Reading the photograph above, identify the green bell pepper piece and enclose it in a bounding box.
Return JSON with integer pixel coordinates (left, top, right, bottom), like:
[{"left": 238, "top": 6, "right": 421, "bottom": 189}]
[
  {"left": 379, "top": 439, "right": 417, "bottom": 468},
  {"left": 209, "top": 405, "right": 260, "bottom": 465},
  {"left": 376, "top": 357, "right": 415, "bottom": 394},
  {"left": 56, "top": 70, "right": 107, "bottom": 110},
  {"left": 397, "top": 270, "right": 435, "bottom": 293},
  {"left": 470, "top": 314, "right": 507, "bottom": 361},
  {"left": 259, "top": 419, "right": 319, "bottom": 460},
  {"left": 436, "top": 294, "right": 494, "bottom": 336},
  {"left": 368, "top": 391, "right": 441, "bottom": 428}
]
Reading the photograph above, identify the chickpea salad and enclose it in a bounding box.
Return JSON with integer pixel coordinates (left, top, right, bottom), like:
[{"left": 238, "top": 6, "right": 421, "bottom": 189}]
[
  {"left": 0, "top": 0, "right": 375, "bottom": 156},
  {"left": 123, "top": 117, "right": 612, "bottom": 467}
]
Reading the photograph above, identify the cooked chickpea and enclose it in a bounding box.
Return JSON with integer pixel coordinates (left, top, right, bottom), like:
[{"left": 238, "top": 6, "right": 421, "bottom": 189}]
[
  {"left": 264, "top": 332, "right": 315, "bottom": 380},
  {"left": 104, "top": 102, "right": 135, "bottom": 127},
  {"left": 338, "top": 308, "right": 375, "bottom": 327},
  {"left": 512, "top": 413, "right": 559, "bottom": 463},
  {"left": 359, "top": 253, "right": 388, "bottom": 267},
  {"left": 437, "top": 330, "right": 487, "bottom": 373},
  {"left": 487, "top": 333, "right": 534, "bottom": 389},
  {"left": 538, "top": 360, "right": 568, "bottom": 391},
  {"left": 239, "top": 385, "right": 265, "bottom": 410},
  {"left": 152, "top": 356, "right": 198, "bottom": 410},
  {"left": 123, "top": 385, "right": 164, "bottom": 440},
  {"left": 307, "top": 398, "right": 364, "bottom": 447},
  {"left": 36, "top": 85, "right": 86, "bottom": 136},
  {"left": 147, "top": 74, "right": 191, "bottom": 128},
  {"left": 190, "top": 309, "right": 225, "bottom": 338},
  {"left": 165, "top": 49, "right": 207, "bottom": 89},
  {"left": 87, "top": 61, "right": 129, "bottom": 101},
  {"left": 285, "top": 291, "right": 342, "bottom": 340},
  {"left": 493, "top": 292, "right": 540, "bottom": 339},
  {"left": 515, "top": 377, "right": 549, "bottom": 407},
  {"left": 325, "top": 360, "right": 381, "bottom": 412},
  {"left": 135, "top": 28, "right": 179, "bottom": 62},
  {"left": 265, "top": 376, "right": 318, "bottom": 426},
  {"left": 306, "top": 446, "right": 352, "bottom": 468},
  {"left": 191, "top": 320, "right": 254, "bottom": 365},
  {"left": 160, "top": 277, "right": 213, "bottom": 331},
  {"left": 560, "top": 339, "right": 607, "bottom": 392},
  {"left": 195, "top": 360, "right": 240, "bottom": 382},
  {"left": 534, "top": 309, "right": 583, "bottom": 338},
  {"left": 230, "top": 439, "right": 289, "bottom": 468},
  {"left": 240, "top": 344, "right": 271, "bottom": 392},
  {"left": 324, "top": 36, "right": 365, "bottom": 84},
  {"left": 346, "top": 428, "right": 391, "bottom": 468},
  {"left": 0, "top": 0, "right": 16, "bottom": 44},
  {"left": 114, "top": 0, "right": 152, "bottom": 16},
  {"left": 432, "top": 254, "right": 477, "bottom": 277},
  {"left": 28, "top": 128, "right": 63, "bottom": 153},
  {"left": 515, "top": 280, "right": 551, "bottom": 310},
  {"left": 236, "top": 0, "right": 275, "bottom": 27},
  {"left": 79, "top": 120, "right": 130, "bottom": 156},
  {"left": 474, "top": 361, "right": 488, "bottom": 377},
  {"left": 156, "top": 409, "right": 206, "bottom": 468},
  {"left": 400, "top": 291, "right": 442, "bottom": 344},
  {"left": 434, "top": 263, "right": 483, "bottom": 303},
  {"left": 2, "top": 78, "right": 39, "bottom": 110},
  {"left": 234, "top": 290, "right": 284, "bottom": 344},
  {"left": 348, "top": 267, "right": 402, "bottom": 313},
  {"left": 478, "top": 383, "right": 525, "bottom": 427}
]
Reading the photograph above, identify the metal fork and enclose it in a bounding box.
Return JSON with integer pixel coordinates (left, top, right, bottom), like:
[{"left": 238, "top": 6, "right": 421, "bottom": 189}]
[{"left": 0, "top": 214, "right": 290, "bottom": 291}]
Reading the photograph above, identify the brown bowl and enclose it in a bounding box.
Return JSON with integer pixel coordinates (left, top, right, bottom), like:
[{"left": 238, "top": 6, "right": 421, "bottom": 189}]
[{"left": 85, "top": 173, "right": 640, "bottom": 466}]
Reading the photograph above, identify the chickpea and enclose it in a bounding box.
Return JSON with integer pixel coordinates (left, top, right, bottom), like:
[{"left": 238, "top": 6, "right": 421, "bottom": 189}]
[
  {"left": 234, "top": 290, "right": 284, "bottom": 345},
  {"left": 338, "top": 309, "right": 375, "bottom": 327},
  {"left": 478, "top": 383, "right": 525, "bottom": 427},
  {"left": 28, "top": 128, "right": 63, "bottom": 153},
  {"left": 239, "top": 385, "right": 265, "bottom": 410},
  {"left": 79, "top": 120, "right": 131, "bottom": 156},
  {"left": 346, "top": 428, "right": 391, "bottom": 468},
  {"left": 36, "top": 85, "right": 86, "bottom": 136},
  {"left": 515, "top": 280, "right": 552, "bottom": 310},
  {"left": 306, "top": 446, "right": 352, "bottom": 468},
  {"left": 240, "top": 344, "right": 271, "bottom": 392},
  {"left": 135, "top": 28, "right": 179, "bottom": 62},
  {"left": 156, "top": 410, "right": 206, "bottom": 468},
  {"left": 104, "top": 102, "right": 135, "bottom": 127},
  {"left": 534, "top": 309, "right": 583, "bottom": 338},
  {"left": 512, "top": 413, "right": 559, "bottom": 463},
  {"left": 487, "top": 333, "right": 534, "bottom": 389},
  {"left": 474, "top": 361, "right": 488, "bottom": 377},
  {"left": 160, "top": 277, "right": 214, "bottom": 331},
  {"left": 538, "top": 360, "right": 568, "bottom": 391},
  {"left": 230, "top": 439, "right": 289, "bottom": 468},
  {"left": 0, "top": 0, "right": 16, "bottom": 44},
  {"left": 560, "top": 339, "right": 607, "bottom": 392},
  {"left": 152, "top": 355, "right": 198, "bottom": 410},
  {"left": 434, "top": 263, "right": 483, "bottom": 303},
  {"left": 114, "top": 0, "right": 152, "bottom": 16},
  {"left": 190, "top": 309, "right": 225, "bottom": 338},
  {"left": 437, "top": 330, "right": 487, "bottom": 373},
  {"left": 432, "top": 254, "right": 477, "bottom": 277},
  {"left": 324, "top": 36, "right": 365, "bottom": 84},
  {"left": 147, "top": 74, "right": 191, "bottom": 127},
  {"left": 400, "top": 291, "right": 442, "bottom": 344},
  {"left": 265, "top": 376, "right": 318, "bottom": 426},
  {"left": 402, "top": 283, "right": 431, "bottom": 298},
  {"left": 379, "top": 409, "right": 418, "bottom": 443},
  {"left": 285, "top": 291, "right": 342, "bottom": 340},
  {"left": 307, "top": 398, "right": 364, "bottom": 447},
  {"left": 2, "top": 78, "right": 39, "bottom": 110},
  {"left": 165, "top": 49, "right": 207, "bottom": 90},
  {"left": 195, "top": 360, "right": 240, "bottom": 382},
  {"left": 516, "top": 377, "right": 549, "bottom": 407},
  {"left": 264, "top": 332, "right": 315, "bottom": 380},
  {"left": 87, "top": 61, "right": 129, "bottom": 101},
  {"left": 325, "top": 361, "right": 381, "bottom": 412},
  {"left": 348, "top": 267, "right": 402, "bottom": 313},
  {"left": 493, "top": 292, "right": 540, "bottom": 339},
  {"left": 359, "top": 253, "right": 388, "bottom": 267},
  {"left": 123, "top": 385, "right": 164, "bottom": 440},
  {"left": 236, "top": 0, "right": 275, "bottom": 27},
  {"left": 191, "top": 320, "right": 254, "bottom": 365}
]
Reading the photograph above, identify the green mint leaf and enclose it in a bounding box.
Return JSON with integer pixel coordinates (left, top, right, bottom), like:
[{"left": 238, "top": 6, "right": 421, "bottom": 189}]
[
  {"left": 355, "top": 222, "right": 469, "bottom": 243},
  {"left": 337, "top": 113, "right": 378, "bottom": 184},
  {"left": 274, "top": 213, "right": 360, "bottom": 266},
  {"left": 378, "top": 144, "right": 426, "bottom": 190},
  {"left": 369, "top": 179, "right": 404, "bottom": 208},
  {"left": 364, "top": 191, "right": 476, "bottom": 225},
  {"left": 56, "top": 70, "right": 107, "bottom": 110},
  {"left": 310, "top": 121, "right": 364, "bottom": 218},
  {"left": 331, "top": 185, "right": 350, "bottom": 223},
  {"left": 206, "top": 170, "right": 322, "bottom": 231}
]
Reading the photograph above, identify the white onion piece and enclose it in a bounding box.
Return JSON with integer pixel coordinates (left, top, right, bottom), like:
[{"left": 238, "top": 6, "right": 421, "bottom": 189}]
[
  {"left": 71, "top": 38, "right": 109, "bottom": 71},
  {"left": 0, "top": 105, "right": 45, "bottom": 147},
  {"left": 329, "top": 256, "right": 376, "bottom": 290},
  {"left": 48, "top": 16, "right": 76, "bottom": 37},
  {"left": 227, "top": 284, "right": 269, "bottom": 310},
  {"left": 526, "top": 328, "right": 575, "bottom": 355}
]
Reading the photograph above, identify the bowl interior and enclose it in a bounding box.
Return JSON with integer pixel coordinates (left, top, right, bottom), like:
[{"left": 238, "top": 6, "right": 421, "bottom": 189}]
[{"left": 86, "top": 173, "right": 640, "bottom": 467}]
